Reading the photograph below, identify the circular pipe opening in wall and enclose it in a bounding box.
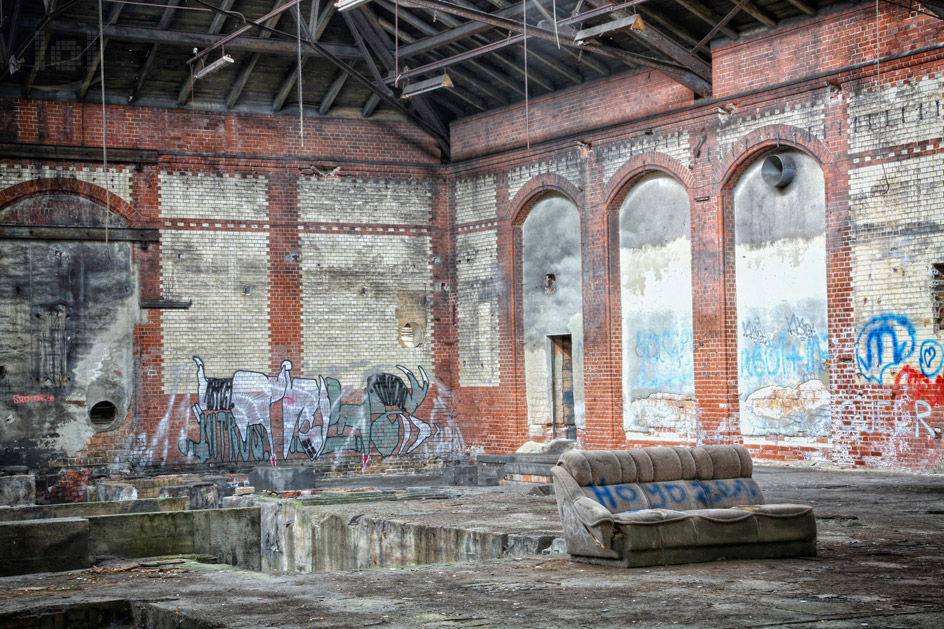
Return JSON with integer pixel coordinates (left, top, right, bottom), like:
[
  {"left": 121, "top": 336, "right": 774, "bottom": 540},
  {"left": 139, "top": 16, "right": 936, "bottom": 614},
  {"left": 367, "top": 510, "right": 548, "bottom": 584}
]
[
  {"left": 89, "top": 400, "right": 117, "bottom": 427},
  {"left": 761, "top": 154, "right": 797, "bottom": 188}
]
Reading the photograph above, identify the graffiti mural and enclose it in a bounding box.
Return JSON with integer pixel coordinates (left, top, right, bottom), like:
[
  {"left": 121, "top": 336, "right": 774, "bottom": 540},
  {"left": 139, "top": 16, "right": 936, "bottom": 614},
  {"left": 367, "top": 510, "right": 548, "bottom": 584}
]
[
  {"left": 178, "top": 358, "right": 437, "bottom": 464},
  {"left": 737, "top": 310, "right": 830, "bottom": 437},
  {"left": 834, "top": 313, "right": 944, "bottom": 468},
  {"left": 855, "top": 314, "right": 916, "bottom": 384}
]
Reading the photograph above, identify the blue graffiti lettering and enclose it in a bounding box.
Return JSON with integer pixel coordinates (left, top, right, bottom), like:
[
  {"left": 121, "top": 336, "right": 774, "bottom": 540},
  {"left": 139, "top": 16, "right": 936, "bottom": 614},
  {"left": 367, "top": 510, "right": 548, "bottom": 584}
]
[
  {"left": 856, "top": 314, "right": 916, "bottom": 383},
  {"left": 589, "top": 481, "right": 618, "bottom": 510},
  {"left": 615, "top": 485, "right": 639, "bottom": 503},
  {"left": 642, "top": 484, "right": 667, "bottom": 509},
  {"left": 741, "top": 331, "right": 827, "bottom": 380},
  {"left": 919, "top": 339, "right": 944, "bottom": 378},
  {"left": 633, "top": 328, "right": 695, "bottom": 390}
]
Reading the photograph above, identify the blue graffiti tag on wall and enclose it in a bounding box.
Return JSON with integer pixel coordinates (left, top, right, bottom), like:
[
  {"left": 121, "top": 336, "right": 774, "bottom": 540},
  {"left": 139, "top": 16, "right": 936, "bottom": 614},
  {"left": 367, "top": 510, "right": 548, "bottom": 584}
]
[
  {"left": 919, "top": 339, "right": 944, "bottom": 378},
  {"left": 855, "top": 314, "right": 916, "bottom": 383},
  {"left": 633, "top": 328, "right": 695, "bottom": 390},
  {"left": 740, "top": 331, "right": 828, "bottom": 381}
]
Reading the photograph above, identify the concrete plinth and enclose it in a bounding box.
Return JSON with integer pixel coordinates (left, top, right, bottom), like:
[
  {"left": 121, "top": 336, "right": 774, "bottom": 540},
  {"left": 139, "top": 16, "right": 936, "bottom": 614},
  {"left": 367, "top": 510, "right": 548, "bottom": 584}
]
[{"left": 0, "top": 517, "right": 90, "bottom": 576}]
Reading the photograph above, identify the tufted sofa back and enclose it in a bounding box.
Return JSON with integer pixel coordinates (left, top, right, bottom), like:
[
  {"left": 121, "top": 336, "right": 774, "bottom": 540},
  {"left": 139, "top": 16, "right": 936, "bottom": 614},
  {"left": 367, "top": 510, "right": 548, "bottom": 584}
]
[{"left": 555, "top": 445, "right": 765, "bottom": 513}]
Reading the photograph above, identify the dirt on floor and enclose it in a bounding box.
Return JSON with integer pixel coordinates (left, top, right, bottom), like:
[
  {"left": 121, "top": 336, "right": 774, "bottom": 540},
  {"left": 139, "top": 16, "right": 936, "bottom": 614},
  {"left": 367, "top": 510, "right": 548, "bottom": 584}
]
[{"left": 2, "top": 466, "right": 944, "bottom": 628}]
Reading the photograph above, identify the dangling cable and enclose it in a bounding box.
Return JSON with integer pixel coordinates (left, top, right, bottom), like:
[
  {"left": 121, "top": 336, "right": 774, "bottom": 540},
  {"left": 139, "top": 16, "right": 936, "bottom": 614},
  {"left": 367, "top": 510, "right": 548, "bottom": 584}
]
[
  {"left": 395, "top": 0, "right": 400, "bottom": 86},
  {"left": 296, "top": 3, "right": 304, "bottom": 149},
  {"left": 98, "top": 0, "right": 110, "bottom": 246}
]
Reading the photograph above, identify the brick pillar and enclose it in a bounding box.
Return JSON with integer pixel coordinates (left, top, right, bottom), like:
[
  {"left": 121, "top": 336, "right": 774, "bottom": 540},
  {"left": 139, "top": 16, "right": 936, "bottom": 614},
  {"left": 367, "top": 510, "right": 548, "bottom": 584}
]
[
  {"left": 267, "top": 170, "right": 303, "bottom": 369},
  {"left": 267, "top": 171, "right": 302, "bottom": 461},
  {"left": 581, "top": 150, "right": 623, "bottom": 449}
]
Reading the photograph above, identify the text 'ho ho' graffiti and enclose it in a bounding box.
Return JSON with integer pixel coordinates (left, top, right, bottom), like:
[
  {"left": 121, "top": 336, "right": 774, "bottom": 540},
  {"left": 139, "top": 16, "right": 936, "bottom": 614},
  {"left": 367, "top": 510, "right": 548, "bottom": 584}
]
[
  {"left": 178, "top": 357, "right": 436, "bottom": 464},
  {"left": 849, "top": 313, "right": 944, "bottom": 439}
]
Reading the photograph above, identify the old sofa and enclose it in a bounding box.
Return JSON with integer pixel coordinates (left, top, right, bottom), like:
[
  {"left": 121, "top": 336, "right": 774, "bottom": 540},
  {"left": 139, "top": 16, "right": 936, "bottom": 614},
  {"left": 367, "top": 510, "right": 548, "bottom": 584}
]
[{"left": 551, "top": 445, "right": 816, "bottom": 567}]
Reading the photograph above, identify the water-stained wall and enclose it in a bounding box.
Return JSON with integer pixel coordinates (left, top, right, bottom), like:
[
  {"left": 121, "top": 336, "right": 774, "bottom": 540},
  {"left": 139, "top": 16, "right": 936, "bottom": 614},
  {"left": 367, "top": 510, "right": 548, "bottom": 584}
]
[
  {"left": 521, "top": 196, "right": 584, "bottom": 437},
  {"left": 734, "top": 151, "right": 829, "bottom": 438},
  {"left": 0, "top": 195, "right": 138, "bottom": 469},
  {"left": 619, "top": 174, "right": 695, "bottom": 437}
]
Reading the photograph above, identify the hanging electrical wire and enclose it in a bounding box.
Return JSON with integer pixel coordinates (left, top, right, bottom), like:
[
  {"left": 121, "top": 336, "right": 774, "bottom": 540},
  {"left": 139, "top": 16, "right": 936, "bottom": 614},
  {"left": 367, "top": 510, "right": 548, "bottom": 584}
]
[{"left": 395, "top": 0, "right": 401, "bottom": 86}]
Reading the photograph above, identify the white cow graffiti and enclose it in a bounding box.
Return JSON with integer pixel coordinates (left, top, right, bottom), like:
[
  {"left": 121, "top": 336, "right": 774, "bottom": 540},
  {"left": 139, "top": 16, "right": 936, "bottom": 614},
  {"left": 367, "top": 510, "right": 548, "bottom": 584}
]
[
  {"left": 281, "top": 375, "right": 332, "bottom": 460},
  {"left": 192, "top": 356, "right": 293, "bottom": 464}
]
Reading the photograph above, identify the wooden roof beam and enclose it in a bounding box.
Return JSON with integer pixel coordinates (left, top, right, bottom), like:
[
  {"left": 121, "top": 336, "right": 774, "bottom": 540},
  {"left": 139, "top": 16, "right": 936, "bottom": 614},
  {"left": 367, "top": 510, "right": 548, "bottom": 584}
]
[
  {"left": 670, "top": 0, "right": 739, "bottom": 40},
  {"left": 738, "top": 0, "right": 777, "bottom": 29},
  {"left": 23, "top": 0, "right": 57, "bottom": 97},
  {"left": 318, "top": 71, "right": 348, "bottom": 114},
  {"left": 398, "top": 0, "right": 707, "bottom": 94},
  {"left": 128, "top": 0, "right": 180, "bottom": 104},
  {"left": 272, "top": 4, "right": 335, "bottom": 112},
  {"left": 375, "top": 8, "right": 528, "bottom": 98},
  {"left": 227, "top": 0, "right": 288, "bottom": 110},
  {"left": 178, "top": 0, "right": 236, "bottom": 106},
  {"left": 76, "top": 2, "right": 124, "bottom": 101},
  {"left": 783, "top": 0, "right": 816, "bottom": 17}
]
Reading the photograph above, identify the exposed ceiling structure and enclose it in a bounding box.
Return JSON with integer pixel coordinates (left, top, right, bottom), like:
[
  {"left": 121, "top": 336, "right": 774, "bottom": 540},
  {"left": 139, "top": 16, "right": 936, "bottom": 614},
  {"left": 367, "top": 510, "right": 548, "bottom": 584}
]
[{"left": 1, "top": 0, "right": 897, "bottom": 160}]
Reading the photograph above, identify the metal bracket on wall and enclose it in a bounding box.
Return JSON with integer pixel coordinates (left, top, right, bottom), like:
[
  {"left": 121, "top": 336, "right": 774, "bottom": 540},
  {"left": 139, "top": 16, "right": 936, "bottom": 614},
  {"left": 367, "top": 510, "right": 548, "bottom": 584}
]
[{"left": 140, "top": 300, "right": 193, "bottom": 310}]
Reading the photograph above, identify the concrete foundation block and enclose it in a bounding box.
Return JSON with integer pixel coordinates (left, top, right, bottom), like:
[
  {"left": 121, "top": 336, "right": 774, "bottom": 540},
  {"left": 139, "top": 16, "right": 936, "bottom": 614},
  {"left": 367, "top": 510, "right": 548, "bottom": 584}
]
[
  {"left": 0, "top": 517, "right": 91, "bottom": 576},
  {"left": 87, "top": 512, "right": 195, "bottom": 559},
  {"left": 441, "top": 465, "right": 478, "bottom": 486},
  {"left": 158, "top": 482, "right": 220, "bottom": 509},
  {"left": 0, "top": 474, "right": 35, "bottom": 507},
  {"left": 248, "top": 467, "right": 315, "bottom": 492},
  {"left": 87, "top": 481, "right": 138, "bottom": 502}
]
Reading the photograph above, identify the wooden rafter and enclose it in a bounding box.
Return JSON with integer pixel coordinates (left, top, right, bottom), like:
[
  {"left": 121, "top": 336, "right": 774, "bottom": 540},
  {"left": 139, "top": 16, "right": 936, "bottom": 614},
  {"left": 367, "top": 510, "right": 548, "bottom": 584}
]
[
  {"left": 127, "top": 0, "right": 180, "bottom": 104},
  {"left": 227, "top": 0, "right": 288, "bottom": 110},
  {"left": 273, "top": 4, "right": 335, "bottom": 112},
  {"left": 76, "top": 2, "right": 123, "bottom": 101}
]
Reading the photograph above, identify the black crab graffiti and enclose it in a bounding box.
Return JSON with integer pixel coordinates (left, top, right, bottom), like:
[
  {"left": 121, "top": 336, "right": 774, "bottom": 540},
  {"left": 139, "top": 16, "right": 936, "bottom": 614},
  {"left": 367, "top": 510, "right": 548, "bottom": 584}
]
[{"left": 177, "top": 357, "right": 435, "bottom": 464}]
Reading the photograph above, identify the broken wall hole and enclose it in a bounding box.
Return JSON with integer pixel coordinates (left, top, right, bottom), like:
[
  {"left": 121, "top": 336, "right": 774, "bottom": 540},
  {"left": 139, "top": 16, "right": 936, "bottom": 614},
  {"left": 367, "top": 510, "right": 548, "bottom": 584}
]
[
  {"left": 932, "top": 262, "right": 944, "bottom": 332},
  {"left": 399, "top": 322, "right": 423, "bottom": 348},
  {"left": 89, "top": 400, "right": 117, "bottom": 427}
]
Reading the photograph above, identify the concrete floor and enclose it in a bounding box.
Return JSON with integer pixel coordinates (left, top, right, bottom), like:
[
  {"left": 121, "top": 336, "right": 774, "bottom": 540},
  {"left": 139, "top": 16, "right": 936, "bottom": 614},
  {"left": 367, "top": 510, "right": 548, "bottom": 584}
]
[{"left": 3, "top": 465, "right": 944, "bottom": 628}]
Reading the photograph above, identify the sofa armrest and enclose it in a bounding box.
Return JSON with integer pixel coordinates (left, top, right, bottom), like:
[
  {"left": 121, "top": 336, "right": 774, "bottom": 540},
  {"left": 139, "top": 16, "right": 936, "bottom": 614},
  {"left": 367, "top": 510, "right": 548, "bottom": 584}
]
[{"left": 551, "top": 466, "right": 619, "bottom": 559}]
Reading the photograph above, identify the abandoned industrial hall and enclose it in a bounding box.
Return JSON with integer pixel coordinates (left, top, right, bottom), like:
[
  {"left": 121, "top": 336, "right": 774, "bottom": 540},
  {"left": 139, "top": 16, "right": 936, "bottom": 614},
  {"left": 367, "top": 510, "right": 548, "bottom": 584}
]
[{"left": 1, "top": 0, "right": 944, "bottom": 625}]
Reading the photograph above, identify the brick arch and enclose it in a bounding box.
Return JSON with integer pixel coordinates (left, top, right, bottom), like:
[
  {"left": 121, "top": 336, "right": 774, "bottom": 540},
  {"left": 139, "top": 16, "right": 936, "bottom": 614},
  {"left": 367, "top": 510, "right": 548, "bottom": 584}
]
[
  {"left": 717, "top": 124, "right": 832, "bottom": 193},
  {"left": 0, "top": 177, "right": 139, "bottom": 225},
  {"left": 712, "top": 123, "right": 841, "bottom": 452},
  {"left": 603, "top": 152, "right": 696, "bottom": 214},
  {"left": 506, "top": 172, "right": 582, "bottom": 225}
]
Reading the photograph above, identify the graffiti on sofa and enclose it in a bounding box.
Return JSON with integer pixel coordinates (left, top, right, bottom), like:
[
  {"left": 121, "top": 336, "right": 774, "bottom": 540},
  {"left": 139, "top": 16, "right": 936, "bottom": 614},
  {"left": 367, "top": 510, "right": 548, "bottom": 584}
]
[{"left": 178, "top": 357, "right": 436, "bottom": 464}]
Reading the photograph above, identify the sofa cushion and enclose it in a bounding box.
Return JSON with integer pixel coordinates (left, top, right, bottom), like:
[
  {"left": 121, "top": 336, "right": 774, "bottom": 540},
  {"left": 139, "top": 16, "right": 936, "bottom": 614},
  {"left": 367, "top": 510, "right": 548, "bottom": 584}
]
[{"left": 557, "top": 445, "right": 754, "bottom": 487}]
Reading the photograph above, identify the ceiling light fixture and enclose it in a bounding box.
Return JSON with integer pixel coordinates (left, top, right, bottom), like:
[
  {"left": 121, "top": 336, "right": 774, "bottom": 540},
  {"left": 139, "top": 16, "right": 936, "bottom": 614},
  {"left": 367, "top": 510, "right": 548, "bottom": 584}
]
[
  {"left": 401, "top": 74, "right": 454, "bottom": 98},
  {"left": 194, "top": 53, "right": 234, "bottom": 79},
  {"left": 335, "top": 0, "right": 373, "bottom": 12}
]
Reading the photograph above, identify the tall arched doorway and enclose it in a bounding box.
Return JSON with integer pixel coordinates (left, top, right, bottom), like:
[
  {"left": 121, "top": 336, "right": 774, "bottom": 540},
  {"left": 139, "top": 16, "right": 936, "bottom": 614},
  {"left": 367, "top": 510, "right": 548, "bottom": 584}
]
[
  {"left": 521, "top": 195, "right": 584, "bottom": 440},
  {"left": 734, "top": 150, "right": 830, "bottom": 438}
]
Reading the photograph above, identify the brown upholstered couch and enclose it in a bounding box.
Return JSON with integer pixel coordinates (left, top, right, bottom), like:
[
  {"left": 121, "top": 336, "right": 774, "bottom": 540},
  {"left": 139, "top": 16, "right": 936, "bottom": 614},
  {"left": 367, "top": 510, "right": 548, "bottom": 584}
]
[{"left": 551, "top": 445, "right": 816, "bottom": 567}]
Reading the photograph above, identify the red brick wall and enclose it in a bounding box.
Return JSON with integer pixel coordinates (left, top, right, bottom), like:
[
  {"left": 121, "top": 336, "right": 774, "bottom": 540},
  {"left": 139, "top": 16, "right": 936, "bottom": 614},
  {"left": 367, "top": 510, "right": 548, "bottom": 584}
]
[
  {"left": 2, "top": 2, "right": 943, "bottom": 491},
  {"left": 448, "top": 2, "right": 944, "bottom": 471}
]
